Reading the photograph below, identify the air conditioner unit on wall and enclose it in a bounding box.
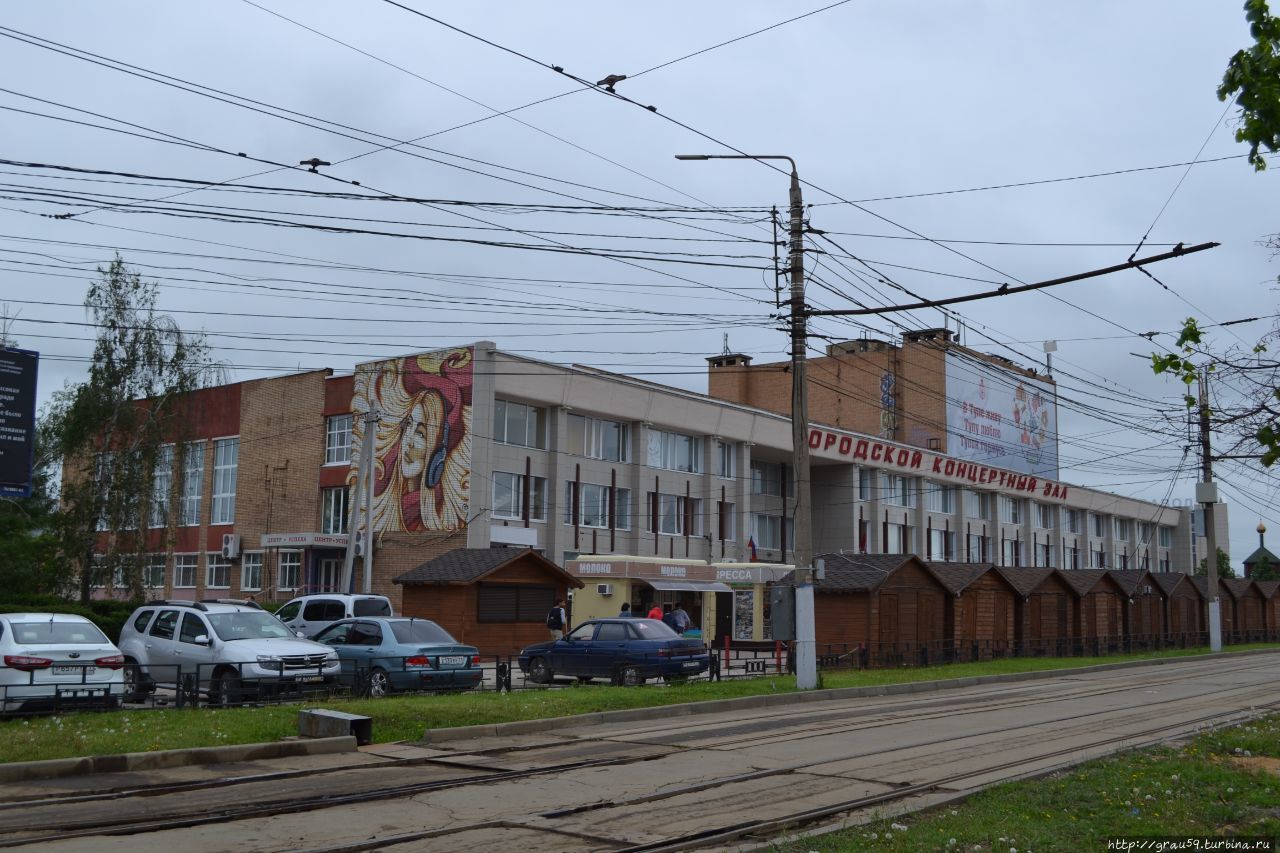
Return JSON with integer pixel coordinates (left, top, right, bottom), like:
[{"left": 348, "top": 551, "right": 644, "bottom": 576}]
[
  {"left": 221, "top": 534, "right": 241, "bottom": 559},
  {"left": 354, "top": 530, "right": 367, "bottom": 558},
  {"left": 596, "top": 583, "right": 613, "bottom": 596}
]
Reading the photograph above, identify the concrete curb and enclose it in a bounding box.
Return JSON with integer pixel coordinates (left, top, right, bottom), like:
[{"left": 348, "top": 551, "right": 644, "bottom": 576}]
[
  {"left": 0, "top": 735, "right": 356, "bottom": 784},
  {"left": 416, "top": 647, "right": 1279, "bottom": 744}
]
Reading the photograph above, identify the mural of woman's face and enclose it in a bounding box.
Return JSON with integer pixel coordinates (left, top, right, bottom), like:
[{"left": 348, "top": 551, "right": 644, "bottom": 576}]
[{"left": 398, "top": 395, "right": 439, "bottom": 489}]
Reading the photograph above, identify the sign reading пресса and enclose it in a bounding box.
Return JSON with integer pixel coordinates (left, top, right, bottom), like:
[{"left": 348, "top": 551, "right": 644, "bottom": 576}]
[{"left": 0, "top": 348, "right": 38, "bottom": 498}]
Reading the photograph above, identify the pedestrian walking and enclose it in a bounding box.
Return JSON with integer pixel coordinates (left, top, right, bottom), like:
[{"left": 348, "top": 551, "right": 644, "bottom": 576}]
[
  {"left": 618, "top": 602, "right": 633, "bottom": 617},
  {"left": 546, "top": 599, "right": 568, "bottom": 640},
  {"left": 646, "top": 602, "right": 663, "bottom": 620},
  {"left": 672, "top": 603, "right": 691, "bottom": 635}
]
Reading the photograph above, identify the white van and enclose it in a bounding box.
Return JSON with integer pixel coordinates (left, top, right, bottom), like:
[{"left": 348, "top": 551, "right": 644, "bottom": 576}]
[{"left": 275, "top": 594, "right": 394, "bottom": 638}]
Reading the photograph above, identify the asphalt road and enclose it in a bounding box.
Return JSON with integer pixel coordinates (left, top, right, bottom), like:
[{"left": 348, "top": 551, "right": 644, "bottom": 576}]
[{"left": 4, "top": 651, "right": 1278, "bottom": 852}]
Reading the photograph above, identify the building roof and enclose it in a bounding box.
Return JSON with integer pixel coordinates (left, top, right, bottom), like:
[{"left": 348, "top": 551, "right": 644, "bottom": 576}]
[
  {"left": 394, "top": 547, "right": 583, "bottom": 588},
  {"left": 994, "top": 566, "right": 1057, "bottom": 597},
  {"left": 1222, "top": 578, "right": 1260, "bottom": 599},
  {"left": 1188, "top": 576, "right": 1229, "bottom": 599},
  {"left": 785, "top": 553, "right": 930, "bottom": 593},
  {"left": 1057, "top": 569, "right": 1115, "bottom": 597},
  {"left": 929, "top": 562, "right": 998, "bottom": 595},
  {"left": 1256, "top": 580, "right": 1279, "bottom": 599},
  {"left": 1107, "top": 569, "right": 1154, "bottom": 597},
  {"left": 1242, "top": 545, "right": 1279, "bottom": 566},
  {"left": 1152, "top": 571, "right": 1198, "bottom": 598}
]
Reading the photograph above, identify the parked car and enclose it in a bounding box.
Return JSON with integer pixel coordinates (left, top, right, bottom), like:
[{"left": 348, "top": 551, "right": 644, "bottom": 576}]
[
  {"left": 312, "top": 617, "right": 482, "bottom": 696},
  {"left": 118, "top": 600, "right": 340, "bottom": 705},
  {"left": 0, "top": 613, "right": 126, "bottom": 712},
  {"left": 518, "top": 618, "right": 710, "bottom": 686},
  {"left": 275, "top": 594, "right": 393, "bottom": 638}
]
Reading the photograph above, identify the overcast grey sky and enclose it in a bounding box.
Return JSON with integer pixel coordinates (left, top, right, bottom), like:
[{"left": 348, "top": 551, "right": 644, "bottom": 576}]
[{"left": 1, "top": 1, "right": 1275, "bottom": 563}]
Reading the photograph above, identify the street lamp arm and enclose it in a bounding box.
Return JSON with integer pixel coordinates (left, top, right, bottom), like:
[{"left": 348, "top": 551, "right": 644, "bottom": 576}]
[{"left": 674, "top": 153, "right": 797, "bottom": 173}]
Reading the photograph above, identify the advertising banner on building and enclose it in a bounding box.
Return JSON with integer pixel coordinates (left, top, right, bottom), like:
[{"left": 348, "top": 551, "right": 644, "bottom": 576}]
[
  {"left": 0, "top": 348, "right": 38, "bottom": 498},
  {"left": 352, "top": 346, "right": 473, "bottom": 533},
  {"left": 944, "top": 351, "right": 1057, "bottom": 478}
]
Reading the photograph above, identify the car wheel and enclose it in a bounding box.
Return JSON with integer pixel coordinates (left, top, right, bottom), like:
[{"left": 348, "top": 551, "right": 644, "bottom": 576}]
[
  {"left": 121, "top": 659, "right": 151, "bottom": 703},
  {"left": 214, "top": 669, "right": 243, "bottom": 707},
  {"left": 619, "top": 665, "right": 643, "bottom": 687},
  {"left": 529, "top": 657, "right": 552, "bottom": 684},
  {"left": 368, "top": 667, "right": 391, "bottom": 698}
]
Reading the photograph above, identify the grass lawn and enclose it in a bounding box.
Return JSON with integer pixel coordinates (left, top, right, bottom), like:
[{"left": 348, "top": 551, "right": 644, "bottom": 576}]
[
  {"left": 772, "top": 714, "right": 1280, "bottom": 852},
  {"left": 0, "top": 644, "right": 1274, "bottom": 765}
]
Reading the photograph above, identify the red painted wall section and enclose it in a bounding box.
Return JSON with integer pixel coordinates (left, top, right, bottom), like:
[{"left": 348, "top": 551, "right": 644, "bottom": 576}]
[
  {"left": 324, "top": 374, "right": 353, "bottom": 416},
  {"left": 173, "top": 383, "right": 242, "bottom": 440}
]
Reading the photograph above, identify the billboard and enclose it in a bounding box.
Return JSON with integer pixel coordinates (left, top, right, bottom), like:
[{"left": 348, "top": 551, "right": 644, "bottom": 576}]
[
  {"left": 944, "top": 351, "right": 1057, "bottom": 478},
  {"left": 0, "top": 348, "right": 38, "bottom": 499},
  {"left": 351, "top": 347, "right": 473, "bottom": 533}
]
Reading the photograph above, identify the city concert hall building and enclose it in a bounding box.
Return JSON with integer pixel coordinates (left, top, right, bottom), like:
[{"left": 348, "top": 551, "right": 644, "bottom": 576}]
[{"left": 87, "top": 341, "right": 1196, "bottom": 617}]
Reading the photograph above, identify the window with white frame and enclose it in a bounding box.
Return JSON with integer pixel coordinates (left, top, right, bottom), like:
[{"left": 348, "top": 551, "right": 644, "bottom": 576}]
[
  {"left": 564, "top": 482, "right": 631, "bottom": 529},
  {"left": 149, "top": 444, "right": 173, "bottom": 528},
  {"left": 966, "top": 533, "right": 989, "bottom": 562},
  {"left": 206, "top": 554, "right": 230, "bottom": 589},
  {"left": 1159, "top": 553, "right": 1171, "bottom": 572},
  {"left": 1116, "top": 552, "right": 1129, "bottom": 570},
  {"left": 1113, "top": 517, "right": 1131, "bottom": 541},
  {"left": 173, "top": 554, "right": 198, "bottom": 588},
  {"left": 180, "top": 441, "right": 204, "bottom": 526},
  {"left": 1090, "top": 548, "right": 1107, "bottom": 568},
  {"left": 885, "top": 522, "right": 910, "bottom": 553},
  {"left": 493, "top": 472, "right": 548, "bottom": 521},
  {"left": 1140, "top": 552, "right": 1151, "bottom": 570},
  {"left": 859, "top": 468, "right": 874, "bottom": 501},
  {"left": 715, "top": 441, "right": 736, "bottom": 479},
  {"left": 144, "top": 554, "right": 166, "bottom": 589},
  {"left": 325, "top": 414, "right": 352, "bottom": 464},
  {"left": 1090, "top": 513, "right": 1107, "bottom": 538},
  {"left": 965, "top": 490, "right": 992, "bottom": 520},
  {"left": 493, "top": 399, "right": 547, "bottom": 449},
  {"left": 1001, "top": 539, "right": 1021, "bottom": 567},
  {"left": 881, "top": 473, "right": 916, "bottom": 507},
  {"left": 1063, "top": 507, "right": 1082, "bottom": 534},
  {"left": 648, "top": 493, "right": 703, "bottom": 535},
  {"left": 321, "top": 487, "right": 349, "bottom": 534},
  {"left": 277, "top": 551, "right": 301, "bottom": 591},
  {"left": 94, "top": 452, "right": 114, "bottom": 531},
  {"left": 1034, "top": 502, "right": 1053, "bottom": 529},
  {"left": 567, "top": 414, "right": 629, "bottom": 462},
  {"left": 1137, "top": 522, "right": 1153, "bottom": 545},
  {"left": 924, "top": 482, "right": 954, "bottom": 513},
  {"left": 241, "top": 552, "right": 263, "bottom": 591},
  {"left": 1064, "top": 544, "right": 1080, "bottom": 570},
  {"left": 928, "top": 528, "right": 954, "bottom": 561},
  {"left": 1034, "top": 541, "right": 1054, "bottom": 568},
  {"left": 998, "top": 495, "right": 1022, "bottom": 524},
  {"left": 720, "top": 502, "right": 737, "bottom": 540},
  {"left": 752, "top": 513, "right": 782, "bottom": 550},
  {"left": 210, "top": 438, "right": 238, "bottom": 525},
  {"left": 646, "top": 429, "right": 702, "bottom": 473},
  {"left": 751, "top": 461, "right": 786, "bottom": 496},
  {"left": 1158, "top": 526, "right": 1172, "bottom": 548}
]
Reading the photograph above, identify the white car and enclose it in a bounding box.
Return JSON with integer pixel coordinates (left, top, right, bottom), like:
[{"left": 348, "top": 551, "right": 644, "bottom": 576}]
[
  {"left": 0, "top": 613, "right": 125, "bottom": 712},
  {"left": 275, "top": 594, "right": 393, "bottom": 638}
]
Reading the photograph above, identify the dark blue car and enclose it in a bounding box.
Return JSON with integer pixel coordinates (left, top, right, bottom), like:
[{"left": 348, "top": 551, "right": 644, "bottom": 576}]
[
  {"left": 517, "top": 618, "right": 709, "bottom": 686},
  {"left": 312, "top": 617, "right": 482, "bottom": 696}
]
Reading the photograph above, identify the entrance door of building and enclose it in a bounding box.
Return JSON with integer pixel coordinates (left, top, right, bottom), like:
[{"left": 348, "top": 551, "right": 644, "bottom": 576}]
[
  {"left": 317, "top": 558, "right": 342, "bottom": 593},
  {"left": 715, "top": 591, "right": 732, "bottom": 643}
]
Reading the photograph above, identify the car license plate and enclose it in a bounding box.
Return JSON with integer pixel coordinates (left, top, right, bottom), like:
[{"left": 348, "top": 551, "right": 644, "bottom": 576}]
[
  {"left": 438, "top": 656, "right": 467, "bottom": 667},
  {"left": 54, "top": 665, "right": 94, "bottom": 676},
  {"left": 682, "top": 661, "right": 701, "bottom": 669},
  {"left": 297, "top": 675, "right": 325, "bottom": 683}
]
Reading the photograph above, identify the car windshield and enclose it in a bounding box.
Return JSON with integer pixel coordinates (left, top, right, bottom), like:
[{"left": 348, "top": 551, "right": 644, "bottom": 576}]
[
  {"left": 354, "top": 598, "right": 392, "bottom": 617},
  {"left": 631, "top": 619, "right": 678, "bottom": 638},
  {"left": 206, "top": 612, "right": 294, "bottom": 641},
  {"left": 11, "top": 621, "right": 108, "bottom": 645},
  {"left": 389, "top": 620, "right": 455, "bottom": 644}
]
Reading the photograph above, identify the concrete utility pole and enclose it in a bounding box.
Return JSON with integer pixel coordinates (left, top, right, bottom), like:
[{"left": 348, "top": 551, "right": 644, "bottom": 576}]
[
  {"left": 675, "top": 154, "right": 817, "bottom": 690},
  {"left": 341, "top": 407, "right": 379, "bottom": 594},
  {"left": 1196, "top": 372, "right": 1222, "bottom": 652}
]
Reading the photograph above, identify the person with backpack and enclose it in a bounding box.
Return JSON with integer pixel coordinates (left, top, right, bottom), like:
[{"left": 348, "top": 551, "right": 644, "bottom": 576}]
[
  {"left": 672, "top": 602, "right": 691, "bottom": 635},
  {"left": 662, "top": 603, "right": 680, "bottom": 632},
  {"left": 546, "top": 599, "right": 568, "bottom": 640}
]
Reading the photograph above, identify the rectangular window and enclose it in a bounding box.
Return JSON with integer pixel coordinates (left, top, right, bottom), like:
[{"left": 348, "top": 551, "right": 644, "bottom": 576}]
[
  {"left": 646, "top": 429, "right": 703, "bottom": 473},
  {"left": 999, "top": 496, "right": 1022, "bottom": 525},
  {"left": 1113, "top": 518, "right": 1130, "bottom": 541},
  {"left": 1001, "top": 539, "right": 1021, "bottom": 567},
  {"left": 94, "top": 452, "right": 114, "bottom": 532},
  {"left": 716, "top": 441, "right": 736, "bottom": 479},
  {"left": 1117, "top": 552, "right": 1129, "bottom": 570},
  {"left": 881, "top": 473, "right": 916, "bottom": 508},
  {"left": 1159, "top": 553, "right": 1171, "bottom": 572},
  {"left": 1090, "top": 548, "right": 1107, "bottom": 568},
  {"left": 149, "top": 445, "right": 174, "bottom": 528},
  {"left": 885, "top": 522, "right": 909, "bottom": 553},
  {"left": 210, "top": 438, "right": 238, "bottom": 525},
  {"left": 325, "top": 414, "right": 352, "bottom": 464},
  {"left": 1034, "top": 502, "right": 1053, "bottom": 529},
  {"left": 647, "top": 493, "right": 703, "bottom": 535},
  {"left": 859, "top": 468, "right": 874, "bottom": 501},
  {"left": 924, "top": 482, "right": 953, "bottom": 514},
  {"left": 180, "top": 442, "right": 204, "bottom": 527},
  {"left": 493, "top": 472, "right": 548, "bottom": 521},
  {"left": 173, "top": 554, "right": 198, "bottom": 589},
  {"left": 564, "top": 482, "right": 631, "bottom": 529},
  {"left": 567, "top": 414, "right": 629, "bottom": 462},
  {"left": 965, "top": 490, "right": 992, "bottom": 521},
  {"left": 720, "top": 502, "right": 737, "bottom": 541},
  {"left": 144, "top": 554, "right": 166, "bottom": 589},
  {"left": 966, "top": 533, "right": 989, "bottom": 562},
  {"left": 1063, "top": 508, "right": 1082, "bottom": 534},
  {"left": 476, "top": 583, "right": 555, "bottom": 623},
  {"left": 1090, "top": 513, "right": 1107, "bottom": 538},
  {"left": 278, "top": 551, "right": 301, "bottom": 591},
  {"left": 1137, "top": 522, "right": 1153, "bottom": 545},
  {"left": 751, "top": 461, "right": 785, "bottom": 496},
  {"left": 241, "top": 552, "right": 263, "bottom": 591},
  {"left": 492, "top": 399, "right": 547, "bottom": 449},
  {"left": 752, "top": 513, "right": 782, "bottom": 550},
  {"left": 206, "top": 554, "right": 230, "bottom": 589},
  {"left": 1064, "top": 545, "right": 1080, "bottom": 570},
  {"left": 321, "top": 487, "right": 349, "bottom": 534},
  {"left": 1158, "top": 526, "right": 1172, "bottom": 548},
  {"left": 928, "top": 529, "right": 953, "bottom": 561},
  {"left": 1034, "top": 541, "right": 1054, "bottom": 568}
]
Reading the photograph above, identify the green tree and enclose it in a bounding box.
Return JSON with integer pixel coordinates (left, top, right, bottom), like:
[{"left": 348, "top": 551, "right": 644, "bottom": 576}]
[
  {"left": 1219, "top": 0, "right": 1280, "bottom": 170},
  {"left": 1196, "top": 547, "right": 1237, "bottom": 579},
  {"left": 46, "top": 257, "right": 219, "bottom": 603},
  {"left": 1250, "top": 554, "right": 1277, "bottom": 579}
]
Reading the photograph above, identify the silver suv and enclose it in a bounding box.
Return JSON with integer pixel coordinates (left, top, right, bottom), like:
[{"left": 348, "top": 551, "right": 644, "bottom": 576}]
[{"left": 119, "top": 600, "right": 340, "bottom": 705}]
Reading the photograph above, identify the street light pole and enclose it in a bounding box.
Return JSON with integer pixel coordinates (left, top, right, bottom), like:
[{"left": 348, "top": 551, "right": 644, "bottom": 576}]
[{"left": 675, "top": 154, "right": 817, "bottom": 690}]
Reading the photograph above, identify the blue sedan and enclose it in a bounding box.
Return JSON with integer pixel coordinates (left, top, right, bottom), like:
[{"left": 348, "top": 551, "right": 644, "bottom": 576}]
[
  {"left": 518, "top": 618, "right": 710, "bottom": 686},
  {"left": 312, "top": 617, "right": 483, "bottom": 696}
]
